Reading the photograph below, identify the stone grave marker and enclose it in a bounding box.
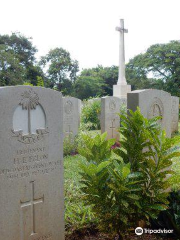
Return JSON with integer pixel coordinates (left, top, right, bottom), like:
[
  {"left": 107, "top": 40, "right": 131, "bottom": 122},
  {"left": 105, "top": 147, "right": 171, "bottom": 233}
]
[
  {"left": 127, "top": 89, "right": 172, "bottom": 137},
  {"left": 63, "top": 97, "right": 81, "bottom": 139},
  {"left": 171, "top": 96, "right": 179, "bottom": 133},
  {"left": 101, "top": 96, "right": 121, "bottom": 140},
  {"left": 0, "top": 86, "right": 64, "bottom": 240}
]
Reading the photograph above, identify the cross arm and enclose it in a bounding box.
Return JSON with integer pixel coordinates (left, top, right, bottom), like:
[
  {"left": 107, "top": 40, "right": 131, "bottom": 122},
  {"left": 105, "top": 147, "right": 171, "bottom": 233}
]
[{"left": 115, "top": 27, "right": 128, "bottom": 33}]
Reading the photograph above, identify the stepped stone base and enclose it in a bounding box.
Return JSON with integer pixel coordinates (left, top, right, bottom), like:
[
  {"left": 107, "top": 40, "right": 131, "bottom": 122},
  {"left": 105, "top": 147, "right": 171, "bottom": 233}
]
[{"left": 113, "top": 84, "right": 131, "bottom": 98}]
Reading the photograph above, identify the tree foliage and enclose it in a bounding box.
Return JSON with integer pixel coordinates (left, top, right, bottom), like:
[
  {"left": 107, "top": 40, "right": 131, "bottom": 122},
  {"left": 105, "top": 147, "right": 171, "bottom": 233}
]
[
  {"left": 0, "top": 32, "right": 43, "bottom": 86},
  {"left": 126, "top": 41, "right": 180, "bottom": 96},
  {"left": 74, "top": 65, "right": 118, "bottom": 99},
  {"left": 1, "top": 34, "right": 179, "bottom": 98},
  {"left": 73, "top": 76, "right": 105, "bottom": 99},
  {"left": 0, "top": 32, "right": 37, "bottom": 66},
  {"left": 40, "top": 47, "right": 79, "bottom": 92},
  {"left": 0, "top": 45, "right": 25, "bottom": 86}
]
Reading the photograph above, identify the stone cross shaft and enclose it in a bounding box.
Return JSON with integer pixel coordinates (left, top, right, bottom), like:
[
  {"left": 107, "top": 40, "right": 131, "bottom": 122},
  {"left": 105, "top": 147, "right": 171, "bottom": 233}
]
[{"left": 116, "top": 19, "right": 128, "bottom": 85}]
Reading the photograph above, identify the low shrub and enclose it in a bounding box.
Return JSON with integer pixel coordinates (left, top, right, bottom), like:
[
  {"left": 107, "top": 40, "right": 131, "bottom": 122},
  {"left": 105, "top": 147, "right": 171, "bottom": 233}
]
[
  {"left": 81, "top": 99, "right": 101, "bottom": 131},
  {"left": 151, "top": 190, "right": 180, "bottom": 238},
  {"left": 78, "top": 108, "right": 180, "bottom": 239},
  {"left": 63, "top": 130, "right": 101, "bottom": 157},
  {"left": 63, "top": 136, "right": 78, "bottom": 157}
]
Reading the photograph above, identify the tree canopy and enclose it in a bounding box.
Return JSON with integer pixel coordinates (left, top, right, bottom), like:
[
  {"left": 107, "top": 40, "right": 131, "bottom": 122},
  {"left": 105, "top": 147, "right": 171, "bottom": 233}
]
[
  {"left": 73, "top": 65, "right": 118, "bottom": 99},
  {"left": 0, "top": 32, "right": 43, "bottom": 86},
  {"left": 126, "top": 41, "right": 180, "bottom": 96},
  {"left": 40, "top": 48, "right": 79, "bottom": 92},
  {"left": 0, "top": 34, "right": 179, "bottom": 98}
]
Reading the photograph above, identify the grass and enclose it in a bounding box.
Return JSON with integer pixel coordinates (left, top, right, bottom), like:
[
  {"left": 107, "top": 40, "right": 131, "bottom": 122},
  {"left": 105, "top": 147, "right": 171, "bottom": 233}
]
[
  {"left": 170, "top": 122, "right": 180, "bottom": 190},
  {"left": 64, "top": 154, "right": 97, "bottom": 234}
]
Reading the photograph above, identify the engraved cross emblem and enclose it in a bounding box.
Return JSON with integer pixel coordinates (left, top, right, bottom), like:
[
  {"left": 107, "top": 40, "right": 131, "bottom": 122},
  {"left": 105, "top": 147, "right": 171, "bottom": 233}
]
[
  {"left": 66, "top": 125, "right": 73, "bottom": 137},
  {"left": 20, "top": 181, "right": 44, "bottom": 237},
  {"left": 110, "top": 119, "right": 116, "bottom": 138}
]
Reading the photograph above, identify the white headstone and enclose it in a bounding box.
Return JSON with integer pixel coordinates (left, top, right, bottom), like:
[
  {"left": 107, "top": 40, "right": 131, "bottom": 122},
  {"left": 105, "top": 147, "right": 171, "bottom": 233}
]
[
  {"left": 127, "top": 89, "right": 172, "bottom": 138},
  {"left": 171, "top": 96, "right": 179, "bottom": 133},
  {"left": 101, "top": 96, "right": 121, "bottom": 140},
  {"left": 0, "top": 86, "right": 64, "bottom": 240},
  {"left": 63, "top": 97, "right": 81, "bottom": 139}
]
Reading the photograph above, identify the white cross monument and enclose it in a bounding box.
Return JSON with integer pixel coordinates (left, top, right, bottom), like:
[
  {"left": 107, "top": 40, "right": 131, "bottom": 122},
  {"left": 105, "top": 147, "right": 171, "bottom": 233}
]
[{"left": 113, "top": 19, "right": 131, "bottom": 98}]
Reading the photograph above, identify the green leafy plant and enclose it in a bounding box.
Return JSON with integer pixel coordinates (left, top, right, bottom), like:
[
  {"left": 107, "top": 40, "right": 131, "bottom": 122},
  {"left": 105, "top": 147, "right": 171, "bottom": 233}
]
[
  {"left": 78, "top": 132, "right": 116, "bottom": 163},
  {"left": 80, "top": 99, "right": 101, "bottom": 131},
  {"left": 151, "top": 190, "right": 180, "bottom": 238},
  {"left": 78, "top": 133, "right": 142, "bottom": 239},
  {"left": 116, "top": 108, "right": 180, "bottom": 222},
  {"left": 23, "top": 82, "right": 34, "bottom": 86},
  {"left": 79, "top": 159, "right": 142, "bottom": 239},
  {"left": 78, "top": 108, "right": 180, "bottom": 239},
  {"left": 63, "top": 136, "right": 78, "bottom": 157}
]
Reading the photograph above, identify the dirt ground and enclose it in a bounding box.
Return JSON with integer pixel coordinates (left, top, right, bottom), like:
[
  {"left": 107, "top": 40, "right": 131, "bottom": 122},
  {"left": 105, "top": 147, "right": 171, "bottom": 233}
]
[{"left": 65, "top": 228, "right": 174, "bottom": 240}]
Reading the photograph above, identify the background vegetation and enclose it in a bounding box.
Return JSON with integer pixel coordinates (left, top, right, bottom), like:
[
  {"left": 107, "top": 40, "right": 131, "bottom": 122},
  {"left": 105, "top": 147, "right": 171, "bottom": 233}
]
[{"left": 0, "top": 32, "right": 179, "bottom": 98}]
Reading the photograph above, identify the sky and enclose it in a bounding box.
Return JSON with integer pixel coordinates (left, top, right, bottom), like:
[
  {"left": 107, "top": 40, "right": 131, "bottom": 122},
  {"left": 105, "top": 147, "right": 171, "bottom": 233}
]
[{"left": 0, "top": 0, "right": 180, "bottom": 71}]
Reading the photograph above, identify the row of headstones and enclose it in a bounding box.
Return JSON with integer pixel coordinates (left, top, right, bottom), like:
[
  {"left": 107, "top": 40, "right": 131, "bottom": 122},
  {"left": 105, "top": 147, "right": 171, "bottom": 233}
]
[
  {"left": 101, "top": 89, "right": 179, "bottom": 139},
  {"left": 0, "top": 86, "right": 179, "bottom": 240},
  {"left": 63, "top": 89, "right": 179, "bottom": 140}
]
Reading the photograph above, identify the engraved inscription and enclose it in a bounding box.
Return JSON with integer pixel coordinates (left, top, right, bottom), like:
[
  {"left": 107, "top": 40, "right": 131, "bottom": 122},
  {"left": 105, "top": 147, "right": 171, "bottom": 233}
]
[
  {"left": 64, "top": 100, "right": 73, "bottom": 114},
  {"left": 12, "top": 89, "right": 48, "bottom": 144},
  {"left": 20, "top": 181, "right": 44, "bottom": 238},
  {"left": 0, "top": 147, "right": 61, "bottom": 180},
  {"left": 109, "top": 100, "right": 116, "bottom": 111}
]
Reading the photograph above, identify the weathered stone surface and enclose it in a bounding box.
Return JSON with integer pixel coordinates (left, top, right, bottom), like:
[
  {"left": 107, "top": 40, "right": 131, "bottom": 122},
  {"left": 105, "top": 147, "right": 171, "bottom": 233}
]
[
  {"left": 0, "top": 86, "right": 64, "bottom": 240},
  {"left": 101, "top": 96, "right": 121, "bottom": 140},
  {"left": 171, "top": 96, "right": 179, "bottom": 133},
  {"left": 63, "top": 97, "right": 81, "bottom": 139},
  {"left": 127, "top": 89, "right": 172, "bottom": 138},
  {"left": 113, "top": 84, "right": 131, "bottom": 98}
]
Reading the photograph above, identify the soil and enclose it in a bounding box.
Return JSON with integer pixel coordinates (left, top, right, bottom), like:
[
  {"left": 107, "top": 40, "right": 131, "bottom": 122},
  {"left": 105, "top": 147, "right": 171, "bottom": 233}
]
[{"left": 65, "top": 228, "right": 174, "bottom": 240}]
